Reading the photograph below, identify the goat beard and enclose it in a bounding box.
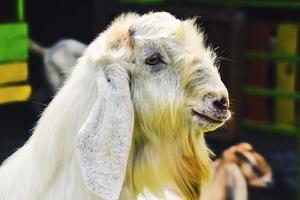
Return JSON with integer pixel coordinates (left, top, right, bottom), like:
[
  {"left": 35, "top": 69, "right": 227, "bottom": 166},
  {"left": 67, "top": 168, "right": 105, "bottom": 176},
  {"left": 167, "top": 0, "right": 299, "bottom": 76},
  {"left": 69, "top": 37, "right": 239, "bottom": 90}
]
[{"left": 123, "top": 103, "right": 213, "bottom": 200}]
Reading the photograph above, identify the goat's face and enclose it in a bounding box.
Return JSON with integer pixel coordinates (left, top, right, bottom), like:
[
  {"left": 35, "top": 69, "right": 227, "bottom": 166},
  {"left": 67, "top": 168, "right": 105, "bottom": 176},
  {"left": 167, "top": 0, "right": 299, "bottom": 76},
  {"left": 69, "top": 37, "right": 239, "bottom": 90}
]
[
  {"left": 78, "top": 12, "right": 230, "bottom": 199},
  {"left": 87, "top": 12, "right": 230, "bottom": 133},
  {"left": 124, "top": 12, "right": 231, "bottom": 133}
]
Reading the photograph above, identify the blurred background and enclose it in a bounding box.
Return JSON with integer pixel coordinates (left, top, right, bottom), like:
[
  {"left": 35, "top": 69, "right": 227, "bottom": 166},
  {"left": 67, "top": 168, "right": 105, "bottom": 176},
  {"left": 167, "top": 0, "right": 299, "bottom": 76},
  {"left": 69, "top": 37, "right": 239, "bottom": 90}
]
[{"left": 0, "top": 0, "right": 299, "bottom": 199}]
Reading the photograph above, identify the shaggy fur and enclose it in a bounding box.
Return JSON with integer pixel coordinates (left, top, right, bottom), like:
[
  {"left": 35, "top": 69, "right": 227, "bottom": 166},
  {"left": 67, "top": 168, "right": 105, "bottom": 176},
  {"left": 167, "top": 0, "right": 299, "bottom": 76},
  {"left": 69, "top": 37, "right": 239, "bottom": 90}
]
[{"left": 0, "top": 12, "right": 230, "bottom": 200}]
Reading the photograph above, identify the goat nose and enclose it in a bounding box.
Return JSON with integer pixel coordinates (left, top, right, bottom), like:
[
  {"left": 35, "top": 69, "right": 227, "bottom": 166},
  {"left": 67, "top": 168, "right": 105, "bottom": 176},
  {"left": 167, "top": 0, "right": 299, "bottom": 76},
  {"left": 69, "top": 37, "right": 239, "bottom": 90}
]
[{"left": 213, "top": 97, "right": 229, "bottom": 111}]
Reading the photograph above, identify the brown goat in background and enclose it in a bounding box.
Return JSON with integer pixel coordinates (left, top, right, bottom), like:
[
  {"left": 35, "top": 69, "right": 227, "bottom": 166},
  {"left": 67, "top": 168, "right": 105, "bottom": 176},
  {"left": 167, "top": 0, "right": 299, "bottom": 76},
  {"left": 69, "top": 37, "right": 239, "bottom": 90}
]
[{"left": 201, "top": 143, "right": 272, "bottom": 200}]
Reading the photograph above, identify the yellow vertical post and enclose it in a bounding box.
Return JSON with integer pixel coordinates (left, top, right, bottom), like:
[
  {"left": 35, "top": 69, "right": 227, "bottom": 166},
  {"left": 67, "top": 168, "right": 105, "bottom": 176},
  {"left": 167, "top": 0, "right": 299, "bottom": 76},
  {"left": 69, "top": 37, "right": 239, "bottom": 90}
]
[{"left": 275, "top": 24, "right": 298, "bottom": 125}]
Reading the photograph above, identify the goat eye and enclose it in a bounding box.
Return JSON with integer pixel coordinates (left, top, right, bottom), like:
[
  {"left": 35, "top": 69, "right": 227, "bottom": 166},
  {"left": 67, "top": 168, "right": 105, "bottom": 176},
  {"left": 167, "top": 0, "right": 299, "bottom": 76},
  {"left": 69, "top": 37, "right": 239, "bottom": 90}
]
[{"left": 145, "top": 53, "right": 162, "bottom": 65}]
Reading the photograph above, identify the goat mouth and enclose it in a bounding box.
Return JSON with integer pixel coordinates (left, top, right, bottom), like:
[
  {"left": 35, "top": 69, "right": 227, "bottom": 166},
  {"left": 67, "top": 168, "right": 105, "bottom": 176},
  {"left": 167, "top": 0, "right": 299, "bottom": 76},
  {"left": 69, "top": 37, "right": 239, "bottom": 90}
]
[{"left": 191, "top": 109, "right": 223, "bottom": 124}]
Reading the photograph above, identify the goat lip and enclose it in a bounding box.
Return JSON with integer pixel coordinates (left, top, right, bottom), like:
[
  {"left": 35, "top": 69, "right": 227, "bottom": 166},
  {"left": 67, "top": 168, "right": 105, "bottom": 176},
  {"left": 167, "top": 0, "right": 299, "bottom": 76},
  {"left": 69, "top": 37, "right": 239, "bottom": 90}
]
[{"left": 191, "top": 110, "right": 223, "bottom": 124}]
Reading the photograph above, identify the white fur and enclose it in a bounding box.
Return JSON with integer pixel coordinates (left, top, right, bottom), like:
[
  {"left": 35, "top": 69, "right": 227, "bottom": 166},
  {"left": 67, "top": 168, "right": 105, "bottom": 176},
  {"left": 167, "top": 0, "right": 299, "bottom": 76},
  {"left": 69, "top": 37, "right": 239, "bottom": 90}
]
[{"left": 0, "top": 55, "right": 101, "bottom": 199}]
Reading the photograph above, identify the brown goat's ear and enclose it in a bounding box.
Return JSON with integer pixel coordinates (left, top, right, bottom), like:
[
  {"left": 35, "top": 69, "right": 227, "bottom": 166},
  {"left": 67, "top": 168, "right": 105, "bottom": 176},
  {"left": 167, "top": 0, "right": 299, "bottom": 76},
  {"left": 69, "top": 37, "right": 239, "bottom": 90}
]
[
  {"left": 234, "top": 151, "right": 249, "bottom": 162},
  {"left": 77, "top": 64, "right": 134, "bottom": 200},
  {"left": 235, "top": 151, "right": 265, "bottom": 177},
  {"left": 236, "top": 142, "right": 253, "bottom": 151}
]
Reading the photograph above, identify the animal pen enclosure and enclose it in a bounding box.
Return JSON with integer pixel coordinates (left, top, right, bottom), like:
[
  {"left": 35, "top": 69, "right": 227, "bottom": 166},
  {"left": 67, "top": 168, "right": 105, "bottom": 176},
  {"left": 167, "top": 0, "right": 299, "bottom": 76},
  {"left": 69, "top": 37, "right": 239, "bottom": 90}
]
[
  {"left": 0, "top": 0, "right": 34, "bottom": 162},
  {"left": 0, "top": 0, "right": 30, "bottom": 104},
  {"left": 0, "top": 0, "right": 300, "bottom": 199}
]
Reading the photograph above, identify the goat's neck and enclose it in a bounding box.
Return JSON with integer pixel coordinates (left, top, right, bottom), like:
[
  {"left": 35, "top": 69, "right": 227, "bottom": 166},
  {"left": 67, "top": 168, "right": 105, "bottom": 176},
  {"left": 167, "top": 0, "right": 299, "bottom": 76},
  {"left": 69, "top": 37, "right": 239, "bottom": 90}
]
[
  {"left": 123, "top": 126, "right": 212, "bottom": 200},
  {"left": 0, "top": 67, "right": 98, "bottom": 199}
]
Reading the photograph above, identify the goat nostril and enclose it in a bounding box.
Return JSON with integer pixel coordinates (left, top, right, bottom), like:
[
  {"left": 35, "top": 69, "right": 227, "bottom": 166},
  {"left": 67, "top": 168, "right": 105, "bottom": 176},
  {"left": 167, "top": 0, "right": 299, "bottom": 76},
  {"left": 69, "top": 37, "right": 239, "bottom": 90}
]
[{"left": 213, "top": 97, "right": 228, "bottom": 111}]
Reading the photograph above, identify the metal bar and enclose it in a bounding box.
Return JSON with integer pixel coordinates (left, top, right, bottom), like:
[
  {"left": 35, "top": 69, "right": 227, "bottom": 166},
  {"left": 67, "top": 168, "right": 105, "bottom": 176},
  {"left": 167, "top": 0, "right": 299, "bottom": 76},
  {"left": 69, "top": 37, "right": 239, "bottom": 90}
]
[
  {"left": 0, "top": 85, "right": 31, "bottom": 104},
  {"left": 228, "top": 11, "right": 245, "bottom": 139},
  {"left": 298, "top": 137, "right": 300, "bottom": 200},
  {"left": 122, "top": 0, "right": 300, "bottom": 8},
  {"left": 244, "top": 51, "right": 300, "bottom": 62},
  {"left": 242, "top": 119, "right": 299, "bottom": 136},
  {"left": 120, "top": 0, "right": 300, "bottom": 9},
  {"left": 242, "top": 86, "right": 300, "bottom": 100},
  {"left": 189, "top": 1, "right": 300, "bottom": 9},
  {"left": 17, "top": 0, "right": 24, "bottom": 21},
  {"left": 0, "top": 23, "right": 28, "bottom": 63},
  {"left": 0, "top": 62, "right": 28, "bottom": 85},
  {"left": 120, "top": 0, "right": 163, "bottom": 3}
]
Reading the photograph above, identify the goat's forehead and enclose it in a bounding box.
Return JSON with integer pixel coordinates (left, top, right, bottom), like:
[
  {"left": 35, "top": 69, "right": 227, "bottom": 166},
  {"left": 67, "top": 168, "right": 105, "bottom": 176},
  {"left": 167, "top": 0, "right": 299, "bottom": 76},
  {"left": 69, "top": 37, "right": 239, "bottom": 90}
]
[
  {"left": 133, "top": 14, "right": 206, "bottom": 54},
  {"left": 132, "top": 12, "right": 181, "bottom": 38},
  {"left": 133, "top": 13, "right": 198, "bottom": 35},
  {"left": 137, "top": 12, "right": 178, "bottom": 24}
]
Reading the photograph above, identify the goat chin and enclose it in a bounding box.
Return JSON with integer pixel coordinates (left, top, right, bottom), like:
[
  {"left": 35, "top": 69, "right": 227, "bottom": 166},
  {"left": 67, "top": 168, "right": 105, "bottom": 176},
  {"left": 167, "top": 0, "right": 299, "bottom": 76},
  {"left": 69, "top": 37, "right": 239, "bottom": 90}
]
[{"left": 122, "top": 104, "right": 212, "bottom": 200}]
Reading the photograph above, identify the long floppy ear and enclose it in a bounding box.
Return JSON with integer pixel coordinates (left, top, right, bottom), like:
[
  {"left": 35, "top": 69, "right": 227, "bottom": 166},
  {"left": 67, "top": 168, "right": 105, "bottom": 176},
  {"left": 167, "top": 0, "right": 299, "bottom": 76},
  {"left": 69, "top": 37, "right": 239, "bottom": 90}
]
[{"left": 77, "top": 64, "right": 134, "bottom": 200}]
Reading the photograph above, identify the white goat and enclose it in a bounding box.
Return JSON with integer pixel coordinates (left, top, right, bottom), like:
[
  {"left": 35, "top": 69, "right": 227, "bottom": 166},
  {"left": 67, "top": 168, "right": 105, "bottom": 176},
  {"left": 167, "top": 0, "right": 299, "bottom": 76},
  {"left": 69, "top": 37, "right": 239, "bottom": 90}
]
[
  {"left": 30, "top": 39, "right": 87, "bottom": 91},
  {"left": 0, "top": 12, "right": 231, "bottom": 200}
]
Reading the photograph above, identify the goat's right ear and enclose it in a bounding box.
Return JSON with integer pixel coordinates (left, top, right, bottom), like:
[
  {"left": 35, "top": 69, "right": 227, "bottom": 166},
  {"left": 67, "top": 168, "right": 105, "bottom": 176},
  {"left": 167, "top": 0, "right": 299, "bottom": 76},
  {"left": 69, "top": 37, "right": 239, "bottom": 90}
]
[
  {"left": 76, "top": 64, "right": 134, "bottom": 200},
  {"left": 234, "top": 151, "right": 248, "bottom": 162}
]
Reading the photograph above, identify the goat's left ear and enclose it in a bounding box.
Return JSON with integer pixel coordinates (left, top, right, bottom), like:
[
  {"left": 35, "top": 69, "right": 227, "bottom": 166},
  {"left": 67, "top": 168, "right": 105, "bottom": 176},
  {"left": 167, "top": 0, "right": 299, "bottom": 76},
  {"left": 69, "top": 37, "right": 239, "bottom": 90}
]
[{"left": 76, "top": 64, "right": 134, "bottom": 200}]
